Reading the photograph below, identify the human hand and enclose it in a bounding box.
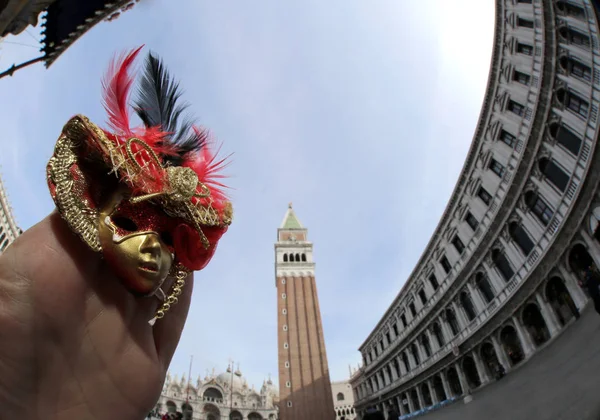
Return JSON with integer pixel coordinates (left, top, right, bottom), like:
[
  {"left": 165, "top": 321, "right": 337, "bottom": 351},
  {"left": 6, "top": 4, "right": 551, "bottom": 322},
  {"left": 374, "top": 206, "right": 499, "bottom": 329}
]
[{"left": 0, "top": 212, "right": 192, "bottom": 420}]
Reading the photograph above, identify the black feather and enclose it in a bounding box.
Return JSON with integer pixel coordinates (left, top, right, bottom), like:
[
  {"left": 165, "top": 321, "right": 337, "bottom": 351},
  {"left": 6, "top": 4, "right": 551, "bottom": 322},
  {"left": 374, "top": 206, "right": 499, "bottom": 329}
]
[{"left": 134, "top": 52, "right": 204, "bottom": 166}]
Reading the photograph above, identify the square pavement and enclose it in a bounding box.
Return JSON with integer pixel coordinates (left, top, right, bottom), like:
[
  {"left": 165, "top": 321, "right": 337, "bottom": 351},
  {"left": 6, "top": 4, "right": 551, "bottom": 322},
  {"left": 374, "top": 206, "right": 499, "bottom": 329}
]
[{"left": 419, "top": 305, "right": 600, "bottom": 420}]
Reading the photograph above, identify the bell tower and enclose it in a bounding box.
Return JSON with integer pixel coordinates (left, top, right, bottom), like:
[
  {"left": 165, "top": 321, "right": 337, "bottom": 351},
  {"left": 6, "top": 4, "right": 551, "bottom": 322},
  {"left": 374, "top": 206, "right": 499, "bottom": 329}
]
[{"left": 275, "top": 203, "right": 335, "bottom": 420}]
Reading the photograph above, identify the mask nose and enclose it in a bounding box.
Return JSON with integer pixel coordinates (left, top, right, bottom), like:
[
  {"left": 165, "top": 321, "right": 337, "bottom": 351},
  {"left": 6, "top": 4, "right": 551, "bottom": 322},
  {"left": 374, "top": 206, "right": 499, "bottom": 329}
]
[{"left": 140, "top": 234, "right": 162, "bottom": 259}]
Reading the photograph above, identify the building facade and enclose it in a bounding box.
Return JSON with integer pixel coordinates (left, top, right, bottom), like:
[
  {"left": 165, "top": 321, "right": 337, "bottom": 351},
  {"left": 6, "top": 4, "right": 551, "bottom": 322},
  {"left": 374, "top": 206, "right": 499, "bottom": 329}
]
[
  {"left": 155, "top": 365, "right": 279, "bottom": 420},
  {"left": 350, "top": 0, "right": 600, "bottom": 417},
  {"left": 275, "top": 204, "right": 335, "bottom": 420},
  {"left": 0, "top": 172, "right": 20, "bottom": 253},
  {"left": 332, "top": 380, "right": 357, "bottom": 420}
]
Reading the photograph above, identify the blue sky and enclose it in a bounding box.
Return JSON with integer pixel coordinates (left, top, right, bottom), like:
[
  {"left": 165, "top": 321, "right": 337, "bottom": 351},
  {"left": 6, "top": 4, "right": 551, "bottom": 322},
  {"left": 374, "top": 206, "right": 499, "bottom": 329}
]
[{"left": 0, "top": 0, "right": 494, "bottom": 388}]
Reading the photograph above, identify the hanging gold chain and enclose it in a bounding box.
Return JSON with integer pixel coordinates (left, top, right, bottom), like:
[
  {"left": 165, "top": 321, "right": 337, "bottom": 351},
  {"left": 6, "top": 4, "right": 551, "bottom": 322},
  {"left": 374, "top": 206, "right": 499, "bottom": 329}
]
[{"left": 152, "top": 264, "right": 190, "bottom": 322}]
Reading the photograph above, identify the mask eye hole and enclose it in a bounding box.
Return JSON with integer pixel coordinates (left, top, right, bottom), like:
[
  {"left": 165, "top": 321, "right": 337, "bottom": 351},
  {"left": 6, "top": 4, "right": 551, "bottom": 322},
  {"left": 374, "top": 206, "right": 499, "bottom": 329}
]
[
  {"left": 111, "top": 216, "right": 138, "bottom": 232},
  {"left": 160, "top": 231, "right": 174, "bottom": 246}
]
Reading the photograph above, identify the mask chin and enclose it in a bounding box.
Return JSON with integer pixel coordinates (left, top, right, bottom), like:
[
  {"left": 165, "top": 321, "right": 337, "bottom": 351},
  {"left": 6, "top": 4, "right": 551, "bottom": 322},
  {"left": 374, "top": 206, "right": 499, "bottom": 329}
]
[{"left": 97, "top": 190, "right": 174, "bottom": 296}]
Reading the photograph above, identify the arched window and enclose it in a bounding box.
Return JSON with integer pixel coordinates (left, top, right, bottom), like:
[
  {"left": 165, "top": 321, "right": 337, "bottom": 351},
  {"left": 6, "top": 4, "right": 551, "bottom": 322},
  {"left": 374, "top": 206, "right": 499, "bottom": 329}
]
[
  {"left": 559, "top": 56, "right": 591, "bottom": 81},
  {"left": 539, "top": 157, "right": 570, "bottom": 192},
  {"left": 525, "top": 191, "right": 554, "bottom": 226},
  {"left": 337, "top": 392, "right": 345, "bottom": 401},
  {"left": 445, "top": 309, "right": 460, "bottom": 336},
  {"left": 420, "top": 334, "right": 432, "bottom": 357},
  {"left": 432, "top": 322, "right": 445, "bottom": 347},
  {"left": 460, "top": 291, "right": 477, "bottom": 321},
  {"left": 283, "top": 254, "right": 288, "bottom": 262},
  {"left": 559, "top": 27, "right": 590, "bottom": 48},
  {"left": 509, "top": 222, "right": 535, "bottom": 256},
  {"left": 475, "top": 272, "right": 495, "bottom": 303},
  {"left": 556, "top": 1, "right": 585, "bottom": 19},
  {"left": 492, "top": 249, "right": 514, "bottom": 281},
  {"left": 301, "top": 253, "right": 307, "bottom": 262},
  {"left": 295, "top": 253, "right": 300, "bottom": 262},
  {"left": 556, "top": 88, "right": 589, "bottom": 117},
  {"left": 549, "top": 121, "right": 582, "bottom": 156}
]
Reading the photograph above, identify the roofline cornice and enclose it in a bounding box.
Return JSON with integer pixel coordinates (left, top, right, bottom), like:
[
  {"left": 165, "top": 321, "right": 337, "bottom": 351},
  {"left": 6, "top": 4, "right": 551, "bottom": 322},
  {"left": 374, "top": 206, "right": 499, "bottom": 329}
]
[{"left": 360, "top": 0, "right": 503, "bottom": 351}]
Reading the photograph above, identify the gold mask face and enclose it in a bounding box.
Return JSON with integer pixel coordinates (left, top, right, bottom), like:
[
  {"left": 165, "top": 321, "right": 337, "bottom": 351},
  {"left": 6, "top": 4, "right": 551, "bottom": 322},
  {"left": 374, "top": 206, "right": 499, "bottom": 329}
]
[{"left": 98, "top": 189, "right": 174, "bottom": 297}]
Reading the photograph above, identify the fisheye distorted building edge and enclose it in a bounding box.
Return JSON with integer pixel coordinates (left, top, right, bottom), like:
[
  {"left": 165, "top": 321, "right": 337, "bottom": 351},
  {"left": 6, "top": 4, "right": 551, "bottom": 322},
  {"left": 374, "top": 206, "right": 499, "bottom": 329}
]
[{"left": 351, "top": 0, "right": 600, "bottom": 416}]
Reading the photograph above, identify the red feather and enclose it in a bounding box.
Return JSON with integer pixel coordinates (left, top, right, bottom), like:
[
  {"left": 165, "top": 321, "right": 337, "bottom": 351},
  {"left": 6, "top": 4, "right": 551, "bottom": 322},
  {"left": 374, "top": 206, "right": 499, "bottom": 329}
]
[
  {"left": 184, "top": 126, "right": 232, "bottom": 210},
  {"left": 101, "top": 45, "right": 144, "bottom": 136}
]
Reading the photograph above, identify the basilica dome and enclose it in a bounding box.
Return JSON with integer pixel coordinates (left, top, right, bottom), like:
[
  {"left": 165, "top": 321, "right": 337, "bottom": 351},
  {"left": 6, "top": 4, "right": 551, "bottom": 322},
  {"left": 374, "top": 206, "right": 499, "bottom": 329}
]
[{"left": 216, "top": 366, "right": 246, "bottom": 390}]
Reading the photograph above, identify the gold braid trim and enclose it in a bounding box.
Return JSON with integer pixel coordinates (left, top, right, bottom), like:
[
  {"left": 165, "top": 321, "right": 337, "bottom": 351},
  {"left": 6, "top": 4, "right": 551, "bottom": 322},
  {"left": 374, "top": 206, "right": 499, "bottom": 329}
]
[
  {"left": 47, "top": 129, "right": 101, "bottom": 252},
  {"left": 49, "top": 115, "right": 233, "bottom": 255}
]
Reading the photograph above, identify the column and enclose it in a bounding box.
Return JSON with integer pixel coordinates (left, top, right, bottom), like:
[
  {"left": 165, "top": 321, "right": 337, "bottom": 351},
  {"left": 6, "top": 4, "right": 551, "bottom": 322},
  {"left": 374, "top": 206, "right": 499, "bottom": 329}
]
[
  {"left": 467, "top": 282, "right": 486, "bottom": 313},
  {"left": 535, "top": 292, "right": 560, "bottom": 337},
  {"left": 406, "top": 392, "right": 415, "bottom": 413},
  {"left": 408, "top": 350, "right": 417, "bottom": 370},
  {"left": 397, "top": 395, "right": 407, "bottom": 416},
  {"left": 378, "top": 371, "right": 386, "bottom": 389},
  {"left": 472, "top": 350, "right": 490, "bottom": 385},
  {"left": 383, "top": 368, "right": 391, "bottom": 386},
  {"left": 441, "top": 370, "right": 452, "bottom": 399},
  {"left": 397, "top": 355, "right": 407, "bottom": 376},
  {"left": 452, "top": 301, "right": 467, "bottom": 331},
  {"left": 429, "top": 379, "right": 439, "bottom": 404},
  {"left": 580, "top": 229, "right": 600, "bottom": 269},
  {"left": 557, "top": 264, "right": 588, "bottom": 310},
  {"left": 390, "top": 362, "right": 399, "bottom": 381},
  {"left": 441, "top": 317, "right": 453, "bottom": 342},
  {"left": 512, "top": 315, "right": 535, "bottom": 357},
  {"left": 416, "top": 385, "right": 425, "bottom": 409},
  {"left": 499, "top": 235, "right": 523, "bottom": 271},
  {"left": 483, "top": 262, "right": 505, "bottom": 294},
  {"left": 456, "top": 362, "right": 469, "bottom": 395},
  {"left": 427, "top": 329, "right": 438, "bottom": 352},
  {"left": 417, "top": 341, "right": 427, "bottom": 363}
]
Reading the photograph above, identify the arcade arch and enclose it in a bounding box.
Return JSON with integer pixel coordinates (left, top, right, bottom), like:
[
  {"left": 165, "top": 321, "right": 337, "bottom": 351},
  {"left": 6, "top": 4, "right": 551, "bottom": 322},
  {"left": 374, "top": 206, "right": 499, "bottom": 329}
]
[
  {"left": 203, "top": 387, "right": 224, "bottom": 401},
  {"left": 521, "top": 303, "right": 550, "bottom": 346},
  {"left": 480, "top": 341, "right": 500, "bottom": 377},
  {"left": 446, "top": 367, "right": 462, "bottom": 397},
  {"left": 421, "top": 382, "right": 433, "bottom": 406},
  {"left": 166, "top": 400, "right": 176, "bottom": 414},
  {"left": 500, "top": 325, "right": 524, "bottom": 366},
  {"left": 410, "top": 389, "right": 420, "bottom": 410},
  {"left": 462, "top": 355, "right": 481, "bottom": 389},
  {"left": 204, "top": 403, "right": 221, "bottom": 420},
  {"left": 568, "top": 243, "right": 595, "bottom": 276},
  {"left": 230, "top": 410, "right": 243, "bottom": 420},
  {"left": 432, "top": 375, "right": 446, "bottom": 402},
  {"left": 545, "top": 276, "right": 579, "bottom": 325},
  {"left": 181, "top": 402, "right": 193, "bottom": 420}
]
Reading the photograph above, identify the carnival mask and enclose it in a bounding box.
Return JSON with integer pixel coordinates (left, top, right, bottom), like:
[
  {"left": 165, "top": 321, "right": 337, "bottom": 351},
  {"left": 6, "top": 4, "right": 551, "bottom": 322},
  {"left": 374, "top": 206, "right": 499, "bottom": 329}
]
[{"left": 46, "top": 46, "right": 233, "bottom": 324}]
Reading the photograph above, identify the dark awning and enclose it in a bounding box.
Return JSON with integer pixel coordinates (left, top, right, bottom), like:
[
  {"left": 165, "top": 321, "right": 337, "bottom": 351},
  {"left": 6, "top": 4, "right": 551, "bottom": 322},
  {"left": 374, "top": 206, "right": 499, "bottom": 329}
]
[{"left": 41, "top": 0, "right": 133, "bottom": 68}]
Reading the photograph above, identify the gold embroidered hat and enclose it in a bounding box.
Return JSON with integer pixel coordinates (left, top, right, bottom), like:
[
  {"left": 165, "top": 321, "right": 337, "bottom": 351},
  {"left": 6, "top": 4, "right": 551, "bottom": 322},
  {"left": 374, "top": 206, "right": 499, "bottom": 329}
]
[{"left": 46, "top": 46, "right": 233, "bottom": 323}]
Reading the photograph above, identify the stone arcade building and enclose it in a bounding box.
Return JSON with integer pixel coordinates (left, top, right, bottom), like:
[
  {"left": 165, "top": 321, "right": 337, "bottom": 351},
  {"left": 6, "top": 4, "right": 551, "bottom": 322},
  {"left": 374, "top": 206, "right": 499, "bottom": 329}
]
[
  {"left": 0, "top": 173, "right": 20, "bottom": 254},
  {"left": 350, "top": 0, "right": 600, "bottom": 417}
]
